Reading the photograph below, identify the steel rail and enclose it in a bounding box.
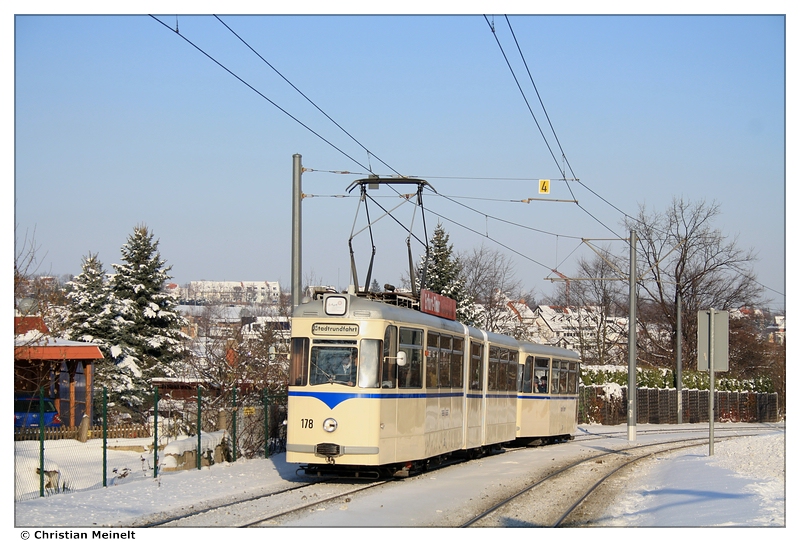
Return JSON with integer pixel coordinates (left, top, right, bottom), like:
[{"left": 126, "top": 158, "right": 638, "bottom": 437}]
[
  {"left": 240, "top": 479, "right": 394, "bottom": 527},
  {"left": 460, "top": 432, "right": 770, "bottom": 527}
]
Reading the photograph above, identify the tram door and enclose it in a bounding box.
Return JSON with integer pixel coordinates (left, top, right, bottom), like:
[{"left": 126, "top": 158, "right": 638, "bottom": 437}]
[{"left": 464, "top": 339, "right": 485, "bottom": 449}]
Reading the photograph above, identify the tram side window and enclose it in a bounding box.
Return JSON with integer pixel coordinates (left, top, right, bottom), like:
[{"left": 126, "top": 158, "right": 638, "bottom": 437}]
[
  {"left": 426, "top": 333, "right": 439, "bottom": 388},
  {"left": 506, "top": 350, "right": 518, "bottom": 391},
  {"left": 568, "top": 361, "right": 579, "bottom": 394},
  {"left": 534, "top": 357, "right": 549, "bottom": 393},
  {"left": 551, "top": 363, "right": 560, "bottom": 394},
  {"left": 488, "top": 346, "right": 500, "bottom": 391},
  {"left": 469, "top": 341, "right": 483, "bottom": 391},
  {"left": 399, "top": 327, "right": 423, "bottom": 389},
  {"left": 498, "top": 348, "right": 509, "bottom": 391},
  {"left": 439, "top": 334, "right": 452, "bottom": 388},
  {"left": 452, "top": 337, "right": 464, "bottom": 389},
  {"left": 557, "top": 360, "right": 568, "bottom": 394},
  {"left": 382, "top": 326, "right": 398, "bottom": 388},
  {"left": 290, "top": 338, "right": 309, "bottom": 386},
  {"left": 521, "top": 356, "right": 533, "bottom": 393},
  {"left": 550, "top": 360, "right": 568, "bottom": 393}
]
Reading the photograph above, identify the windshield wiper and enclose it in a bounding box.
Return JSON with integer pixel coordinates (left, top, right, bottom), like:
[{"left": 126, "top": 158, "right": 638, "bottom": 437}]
[{"left": 312, "top": 364, "right": 336, "bottom": 383}]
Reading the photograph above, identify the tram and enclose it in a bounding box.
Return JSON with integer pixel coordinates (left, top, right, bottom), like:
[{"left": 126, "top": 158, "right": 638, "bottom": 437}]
[{"left": 286, "top": 286, "right": 580, "bottom": 478}]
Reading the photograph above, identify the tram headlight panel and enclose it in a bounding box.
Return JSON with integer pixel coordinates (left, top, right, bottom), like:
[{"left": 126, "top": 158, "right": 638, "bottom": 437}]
[
  {"left": 323, "top": 418, "right": 338, "bottom": 432},
  {"left": 324, "top": 296, "right": 347, "bottom": 315}
]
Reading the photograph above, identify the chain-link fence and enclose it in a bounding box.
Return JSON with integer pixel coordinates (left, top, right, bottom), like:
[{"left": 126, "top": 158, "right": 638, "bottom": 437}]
[{"left": 14, "top": 387, "right": 287, "bottom": 502}]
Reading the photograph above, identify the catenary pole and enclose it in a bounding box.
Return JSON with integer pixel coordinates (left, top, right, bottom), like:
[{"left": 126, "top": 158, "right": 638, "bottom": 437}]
[
  {"left": 292, "top": 154, "right": 303, "bottom": 309},
  {"left": 627, "top": 230, "right": 637, "bottom": 442}
]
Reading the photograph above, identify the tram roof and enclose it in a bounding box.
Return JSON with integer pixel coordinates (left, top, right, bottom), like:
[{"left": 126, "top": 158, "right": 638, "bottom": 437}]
[{"left": 293, "top": 292, "right": 580, "bottom": 360}]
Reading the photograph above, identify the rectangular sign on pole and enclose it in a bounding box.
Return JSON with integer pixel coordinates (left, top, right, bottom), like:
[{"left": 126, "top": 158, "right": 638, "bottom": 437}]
[{"left": 697, "top": 309, "right": 729, "bottom": 372}]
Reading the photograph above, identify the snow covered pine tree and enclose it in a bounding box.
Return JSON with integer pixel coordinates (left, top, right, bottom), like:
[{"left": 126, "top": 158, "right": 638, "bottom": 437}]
[
  {"left": 416, "top": 223, "right": 476, "bottom": 325},
  {"left": 64, "top": 253, "right": 124, "bottom": 394},
  {"left": 107, "top": 225, "right": 188, "bottom": 414}
]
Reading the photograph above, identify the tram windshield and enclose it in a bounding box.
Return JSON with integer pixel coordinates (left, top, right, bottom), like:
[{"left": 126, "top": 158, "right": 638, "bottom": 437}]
[
  {"left": 308, "top": 339, "right": 382, "bottom": 387},
  {"left": 310, "top": 345, "right": 358, "bottom": 386}
]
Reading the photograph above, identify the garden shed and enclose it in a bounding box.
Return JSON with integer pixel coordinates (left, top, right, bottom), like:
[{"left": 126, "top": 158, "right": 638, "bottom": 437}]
[{"left": 14, "top": 317, "right": 104, "bottom": 427}]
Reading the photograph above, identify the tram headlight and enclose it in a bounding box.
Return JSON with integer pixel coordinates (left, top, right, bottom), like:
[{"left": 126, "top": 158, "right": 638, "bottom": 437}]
[{"left": 323, "top": 418, "right": 338, "bottom": 433}]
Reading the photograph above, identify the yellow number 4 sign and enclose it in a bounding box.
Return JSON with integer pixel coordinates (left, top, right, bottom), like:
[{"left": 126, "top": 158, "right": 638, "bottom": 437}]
[{"left": 539, "top": 179, "right": 551, "bottom": 194}]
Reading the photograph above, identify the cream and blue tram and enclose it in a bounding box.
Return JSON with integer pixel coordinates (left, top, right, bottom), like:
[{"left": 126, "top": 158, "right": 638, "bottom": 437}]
[
  {"left": 515, "top": 342, "right": 581, "bottom": 444},
  {"left": 286, "top": 289, "right": 518, "bottom": 477}
]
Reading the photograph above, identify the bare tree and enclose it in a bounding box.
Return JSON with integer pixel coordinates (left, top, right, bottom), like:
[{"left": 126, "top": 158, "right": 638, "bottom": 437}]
[
  {"left": 624, "top": 198, "right": 764, "bottom": 369},
  {"left": 177, "top": 297, "right": 289, "bottom": 452},
  {"left": 567, "top": 252, "right": 628, "bottom": 365},
  {"left": 460, "top": 244, "right": 529, "bottom": 335},
  {"left": 14, "top": 227, "right": 68, "bottom": 334}
]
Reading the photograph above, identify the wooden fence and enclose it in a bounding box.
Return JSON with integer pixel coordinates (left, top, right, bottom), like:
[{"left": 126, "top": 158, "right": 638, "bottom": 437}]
[
  {"left": 578, "top": 386, "right": 781, "bottom": 425},
  {"left": 14, "top": 424, "right": 150, "bottom": 441}
]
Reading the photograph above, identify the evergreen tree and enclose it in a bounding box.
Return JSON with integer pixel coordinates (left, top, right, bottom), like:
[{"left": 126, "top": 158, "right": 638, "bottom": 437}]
[
  {"left": 109, "top": 225, "right": 188, "bottom": 409},
  {"left": 63, "top": 253, "right": 127, "bottom": 393},
  {"left": 65, "top": 253, "right": 110, "bottom": 344},
  {"left": 416, "top": 223, "right": 476, "bottom": 325}
]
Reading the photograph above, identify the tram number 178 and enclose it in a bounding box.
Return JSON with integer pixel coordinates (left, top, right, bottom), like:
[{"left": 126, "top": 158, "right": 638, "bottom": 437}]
[{"left": 301, "top": 418, "right": 314, "bottom": 429}]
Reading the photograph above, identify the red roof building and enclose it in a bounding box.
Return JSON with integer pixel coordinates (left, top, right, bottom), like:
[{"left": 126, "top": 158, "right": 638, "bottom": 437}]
[{"left": 14, "top": 317, "right": 104, "bottom": 427}]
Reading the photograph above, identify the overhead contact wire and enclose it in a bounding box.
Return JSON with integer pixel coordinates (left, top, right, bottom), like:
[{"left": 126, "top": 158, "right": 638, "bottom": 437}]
[
  {"left": 483, "top": 15, "right": 564, "bottom": 179},
  {"left": 149, "top": 15, "right": 371, "bottom": 173},
  {"left": 213, "top": 15, "right": 404, "bottom": 177},
  {"left": 489, "top": 15, "right": 626, "bottom": 241}
]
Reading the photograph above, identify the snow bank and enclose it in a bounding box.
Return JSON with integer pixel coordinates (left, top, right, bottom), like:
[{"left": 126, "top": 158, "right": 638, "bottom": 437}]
[
  {"left": 161, "top": 430, "right": 229, "bottom": 470},
  {"left": 15, "top": 455, "right": 73, "bottom": 501}
]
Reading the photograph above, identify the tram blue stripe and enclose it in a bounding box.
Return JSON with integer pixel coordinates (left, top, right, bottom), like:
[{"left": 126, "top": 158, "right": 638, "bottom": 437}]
[
  {"left": 289, "top": 390, "right": 541, "bottom": 409},
  {"left": 517, "top": 395, "right": 578, "bottom": 400}
]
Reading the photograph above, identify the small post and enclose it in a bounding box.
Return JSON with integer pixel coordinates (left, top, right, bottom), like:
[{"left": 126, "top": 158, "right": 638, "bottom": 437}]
[
  {"left": 232, "top": 386, "right": 237, "bottom": 462},
  {"left": 103, "top": 387, "right": 108, "bottom": 487},
  {"left": 197, "top": 386, "right": 202, "bottom": 470},
  {"left": 265, "top": 392, "right": 272, "bottom": 458},
  {"left": 268, "top": 390, "right": 269, "bottom": 457},
  {"left": 709, "top": 308, "right": 715, "bottom": 456},
  {"left": 39, "top": 387, "right": 45, "bottom": 497},
  {"left": 153, "top": 386, "right": 159, "bottom": 478}
]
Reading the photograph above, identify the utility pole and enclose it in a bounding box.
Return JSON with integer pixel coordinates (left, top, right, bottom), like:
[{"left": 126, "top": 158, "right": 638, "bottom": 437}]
[
  {"left": 627, "top": 230, "right": 637, "bottom": 442},
  {"left": 292, "top": 154, "right": 303, "bottom": 309},
  {"left": 676, "top": 288, "right": 683, "bottom": 424}
]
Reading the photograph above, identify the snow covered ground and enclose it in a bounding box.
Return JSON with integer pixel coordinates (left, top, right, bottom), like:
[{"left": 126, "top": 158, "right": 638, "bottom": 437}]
[
  {"left": 11, "top": 423, "right": 789, "bottom": 534},
  {"left": 593, "top": 429, "right": 786, "bottom": 526}
]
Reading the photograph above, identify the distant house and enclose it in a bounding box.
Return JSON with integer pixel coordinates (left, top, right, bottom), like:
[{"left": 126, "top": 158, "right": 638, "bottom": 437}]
[
  {"left": 768, "top": 315, "right": 786, "bottom": 345},
  {"left": 530, "top": 305, "right": 628, "bottom": 361},
  {"left": 178, "top": 280, "right": 282, "bottom": 305},
  {"left": 14, "top": 316, "right": 104, "bottom": 427}
]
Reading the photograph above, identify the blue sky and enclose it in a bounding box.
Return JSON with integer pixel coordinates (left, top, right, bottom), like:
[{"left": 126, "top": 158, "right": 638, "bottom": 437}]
[{"left": 10, "top": 9, "right": 789, "bottom": 310}]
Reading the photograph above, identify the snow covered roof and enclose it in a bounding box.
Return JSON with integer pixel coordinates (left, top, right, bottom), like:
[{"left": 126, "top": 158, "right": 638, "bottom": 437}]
[
  {"left": 14, "top": 316, "right": 104, "bottom": 361},
  {"left": 14, "top": 333, "right": 104, "bottom": 361}
]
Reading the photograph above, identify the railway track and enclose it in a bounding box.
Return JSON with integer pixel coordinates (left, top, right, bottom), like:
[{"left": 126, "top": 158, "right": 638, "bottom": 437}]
[
  {"left": 150, "top": 478, "right": 393, "bottom": 527},
  {"left": 135, "top": 479, "right": 323, "bottom": 527},
  {"left": 134, "top": 425, "right": 780, "bottom": 527},
  {"left": 460, "top": 432, "right": 770, "bottom": 527},
  {"left": 572, "top": 423, "right": 778, "bottom": 440}
]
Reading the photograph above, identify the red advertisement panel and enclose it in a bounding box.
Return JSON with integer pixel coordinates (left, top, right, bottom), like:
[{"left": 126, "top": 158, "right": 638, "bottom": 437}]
[{"left": 420, "top": 289, "right": 457, "bottom": 321}]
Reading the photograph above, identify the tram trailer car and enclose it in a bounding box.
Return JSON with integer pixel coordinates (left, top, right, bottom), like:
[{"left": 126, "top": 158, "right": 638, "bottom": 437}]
[
  {"left": 286, "top": 288, "right": 580, "bottom": 478},
  {"left": 515, "top": 342, "right": 580, "bottom": 445}
]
